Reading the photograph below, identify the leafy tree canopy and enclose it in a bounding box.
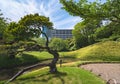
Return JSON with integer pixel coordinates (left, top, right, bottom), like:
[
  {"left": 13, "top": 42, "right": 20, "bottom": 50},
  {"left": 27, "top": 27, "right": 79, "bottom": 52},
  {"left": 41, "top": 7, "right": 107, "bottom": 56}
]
[
  {"left": 60, "top": 0, "right": 120, "bottom": 48},
  {"left": 60, "top": 0, "right": 120, "bottom": 22},
  {"left": 4, "top": 13, "right": 53, "bottom": 42},
  {"left": 19, "top": 13, "right": 53, "bottom": 30}
]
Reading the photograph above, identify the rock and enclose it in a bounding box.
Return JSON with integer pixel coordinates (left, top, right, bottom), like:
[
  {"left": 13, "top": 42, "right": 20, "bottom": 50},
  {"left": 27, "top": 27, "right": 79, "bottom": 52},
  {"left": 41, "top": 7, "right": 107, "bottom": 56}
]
[{"left": 106, "top": 79, "right": 117, "bottom": 84}]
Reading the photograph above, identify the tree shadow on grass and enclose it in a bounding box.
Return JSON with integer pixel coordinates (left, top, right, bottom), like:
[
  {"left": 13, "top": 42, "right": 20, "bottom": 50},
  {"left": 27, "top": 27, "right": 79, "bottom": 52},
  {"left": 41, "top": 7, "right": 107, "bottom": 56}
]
[
  {"left": 0, "top": 53, "right": 40, "bottom": 69},
  {"left": 20, "top": 53, "right": 40, "bottom": 65},
  {"left": 34, "top": 72, "right": 67, "bottom": 84},
  {"left": 19, "top": 71, "right": 67, "bottom": 84},
  {"left": 52, "top": 72, "right": 67, "bottom": 84},
  {"left": 0, "top": 54, "right": 40, "bottom": 80}
]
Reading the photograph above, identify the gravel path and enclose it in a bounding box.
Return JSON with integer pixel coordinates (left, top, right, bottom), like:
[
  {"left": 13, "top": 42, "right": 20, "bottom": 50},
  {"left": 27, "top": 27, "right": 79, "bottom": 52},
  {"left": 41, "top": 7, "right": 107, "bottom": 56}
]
[{"left": 80, "top": 63, "right": 120, "bottom": 84}]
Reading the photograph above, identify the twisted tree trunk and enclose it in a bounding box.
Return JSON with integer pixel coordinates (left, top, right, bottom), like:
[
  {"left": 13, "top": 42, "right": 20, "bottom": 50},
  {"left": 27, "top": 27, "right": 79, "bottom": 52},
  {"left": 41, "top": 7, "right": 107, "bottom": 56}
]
[
  {"left": 25, "top": 43, "right": 59, "bottom": 73},
  {"left": 47, "top": 48, "right": 59, "bottom": 73},
  {"left": 41, "top": 30, "right": 59, "bottom": 73}
]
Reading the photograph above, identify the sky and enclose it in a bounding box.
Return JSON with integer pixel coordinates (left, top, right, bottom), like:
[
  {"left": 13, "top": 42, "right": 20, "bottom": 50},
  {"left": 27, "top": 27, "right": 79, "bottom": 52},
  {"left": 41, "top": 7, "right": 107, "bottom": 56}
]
[{"left": 0, "top": 0, "right": 106, "bottom": 29}]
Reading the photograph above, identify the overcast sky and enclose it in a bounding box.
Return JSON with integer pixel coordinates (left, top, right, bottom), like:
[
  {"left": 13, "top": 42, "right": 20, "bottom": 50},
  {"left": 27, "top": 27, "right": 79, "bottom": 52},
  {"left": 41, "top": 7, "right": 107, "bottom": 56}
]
[{"left": 0, "top": 0, "right": 106, "bottom": 29}]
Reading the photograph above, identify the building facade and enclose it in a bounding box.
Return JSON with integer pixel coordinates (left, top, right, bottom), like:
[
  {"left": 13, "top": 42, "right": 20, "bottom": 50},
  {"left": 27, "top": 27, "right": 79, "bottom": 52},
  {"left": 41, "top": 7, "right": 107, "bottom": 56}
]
[
  {"left": 42, "top": 26, "right": 73, "bottom": 39},
  {"left": 51, "top": 29, "right": 72, "bottom": 39}
]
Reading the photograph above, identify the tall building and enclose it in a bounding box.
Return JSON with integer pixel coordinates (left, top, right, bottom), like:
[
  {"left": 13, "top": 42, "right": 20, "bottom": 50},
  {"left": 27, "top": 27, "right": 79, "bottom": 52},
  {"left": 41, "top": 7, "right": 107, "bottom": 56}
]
[{"left": 42, "top": 26, "right": 73, "bottom": 39}]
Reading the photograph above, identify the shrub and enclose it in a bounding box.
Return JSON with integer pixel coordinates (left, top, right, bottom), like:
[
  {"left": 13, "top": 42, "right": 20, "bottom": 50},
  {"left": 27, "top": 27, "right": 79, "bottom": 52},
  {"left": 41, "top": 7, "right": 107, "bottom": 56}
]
[{"left": 49, "top": 38, "right": 68, "bottom": 51}]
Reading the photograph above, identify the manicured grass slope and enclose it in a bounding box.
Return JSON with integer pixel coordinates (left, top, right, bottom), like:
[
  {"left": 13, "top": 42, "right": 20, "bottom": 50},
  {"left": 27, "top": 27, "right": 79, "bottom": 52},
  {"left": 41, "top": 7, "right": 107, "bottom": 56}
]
[
  {"left": 61, "top": 41, "right": 120, "bottom": 61},
  {"left": 9, "top": 67, "right": 105, "bottom": 84}
]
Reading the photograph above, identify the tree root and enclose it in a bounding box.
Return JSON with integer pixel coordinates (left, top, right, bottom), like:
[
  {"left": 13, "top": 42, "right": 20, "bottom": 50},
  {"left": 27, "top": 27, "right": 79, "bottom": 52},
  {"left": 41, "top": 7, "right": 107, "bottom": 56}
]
[{"left": 5, "top": 63, "right": 49, "bottom": 84}]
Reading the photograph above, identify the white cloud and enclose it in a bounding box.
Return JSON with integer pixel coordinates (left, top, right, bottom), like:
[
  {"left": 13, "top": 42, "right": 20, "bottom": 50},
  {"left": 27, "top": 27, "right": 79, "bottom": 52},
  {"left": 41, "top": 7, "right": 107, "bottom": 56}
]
[
  {"left": 0, "top": 0, "right": 81, "bottom": 29},
  {"left": 0, "top": 0, "right": 40, "bottom": 21}
]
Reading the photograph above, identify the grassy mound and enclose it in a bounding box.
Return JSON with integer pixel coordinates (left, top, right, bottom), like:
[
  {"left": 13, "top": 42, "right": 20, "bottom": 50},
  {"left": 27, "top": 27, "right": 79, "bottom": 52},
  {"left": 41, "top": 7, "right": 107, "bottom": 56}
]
[
  {"left": 61, "top": 41, "right": 120, "bottom": 61},
  {"left": 7, "top": 67, "right": 105, "bottom": 84}
]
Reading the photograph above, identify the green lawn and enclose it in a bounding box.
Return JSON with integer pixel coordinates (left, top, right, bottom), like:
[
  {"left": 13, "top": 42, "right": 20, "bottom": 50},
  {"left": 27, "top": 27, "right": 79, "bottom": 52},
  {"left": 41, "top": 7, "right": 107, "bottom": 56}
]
[
  {"left": 6, "top": 67, "right": 105, "bottom": 84},
  {"left": 60, "top": 41, "right": 120, "bottom": 61}
]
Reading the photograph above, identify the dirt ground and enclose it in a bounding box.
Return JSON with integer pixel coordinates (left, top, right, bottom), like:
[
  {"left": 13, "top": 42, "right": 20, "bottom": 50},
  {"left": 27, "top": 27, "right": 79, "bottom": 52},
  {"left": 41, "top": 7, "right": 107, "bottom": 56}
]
[{"left": 80, "top": 63, "right": 120, "bottom": 84}]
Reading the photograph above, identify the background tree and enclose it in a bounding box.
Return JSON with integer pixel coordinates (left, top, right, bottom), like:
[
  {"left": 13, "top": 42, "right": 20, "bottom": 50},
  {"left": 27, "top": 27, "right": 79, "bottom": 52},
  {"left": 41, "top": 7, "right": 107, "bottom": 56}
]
[
  {"left": 49, "top": 38, "right": 68, "bottom": 51},
  {"left": 0, "top": 10, "right": 13, "bottom": 59},
  {"left": 60, "top": 0, "right": 120, "bottom": 48},
  {"left": 0, "top": 10, "right": 7, "bottom": 41},
  {"left": 73, "top": 21, "right": 96, "bottom": 48}
]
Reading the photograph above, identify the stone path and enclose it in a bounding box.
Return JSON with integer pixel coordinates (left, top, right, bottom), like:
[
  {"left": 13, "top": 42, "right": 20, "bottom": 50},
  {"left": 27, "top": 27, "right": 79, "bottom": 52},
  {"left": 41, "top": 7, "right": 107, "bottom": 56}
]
[{"left": 80, "top": 63, "right": 120, "bottom": 84}]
